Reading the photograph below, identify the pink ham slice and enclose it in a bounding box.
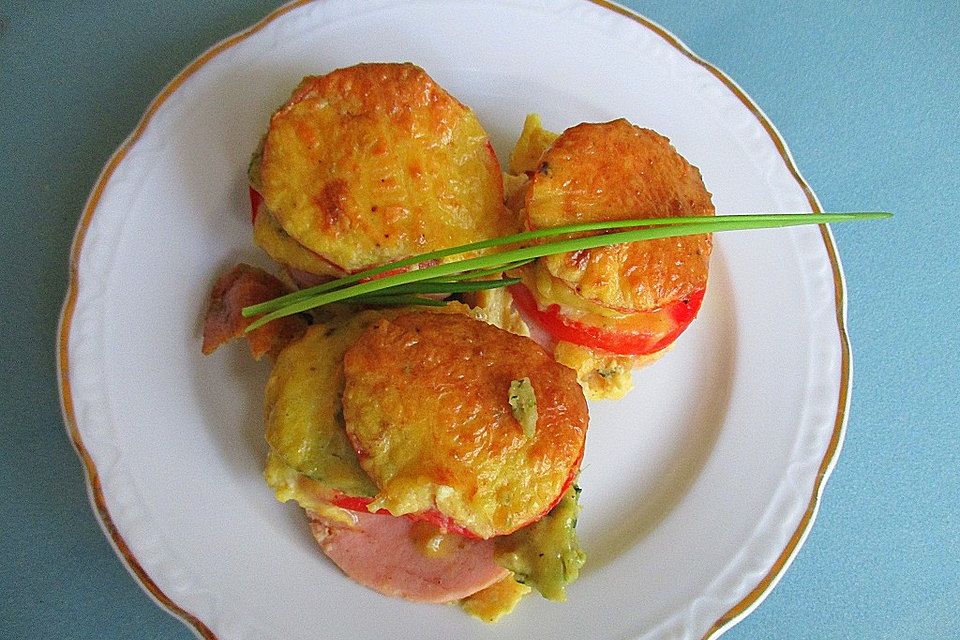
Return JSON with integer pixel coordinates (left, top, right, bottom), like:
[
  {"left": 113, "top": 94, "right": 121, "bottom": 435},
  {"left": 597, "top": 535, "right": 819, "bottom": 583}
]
[
  {"left": 201, "top": 263, "right": 306, "bottom": 360},
  {"left": 308, "top": 510, "right": 509, "bottom": 603}
]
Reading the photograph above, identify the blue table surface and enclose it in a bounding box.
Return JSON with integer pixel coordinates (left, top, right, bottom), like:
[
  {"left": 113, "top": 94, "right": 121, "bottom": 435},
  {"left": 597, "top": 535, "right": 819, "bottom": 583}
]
[{"left": 2, "top": 1, "right": 957, "bottom": 638}]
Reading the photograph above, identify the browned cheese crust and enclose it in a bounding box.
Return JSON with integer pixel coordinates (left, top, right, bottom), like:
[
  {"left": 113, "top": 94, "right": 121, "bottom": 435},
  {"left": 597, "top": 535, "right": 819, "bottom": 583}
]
[
  {"left": 523, "top": 119, "right": 714, "bottom": 312},
  {"left": 341, "top": 312, "right": 588, "bottom": 539},
  {"left": 259, "top": 63, "right": 513, "bottom": 273}
]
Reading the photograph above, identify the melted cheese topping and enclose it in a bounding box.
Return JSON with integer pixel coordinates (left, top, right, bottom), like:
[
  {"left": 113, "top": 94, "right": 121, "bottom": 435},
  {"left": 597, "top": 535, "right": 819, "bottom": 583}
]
[
  {"left": 507, "top": 113, "right": 558, "bottom": 175},
  {"left": 460, "top": 576, "right": 531, "bottom": 622},
  {"left": 264, "top": 314, "right": 385, "bottom": 498},
  {"left": 552, "top": 341, "right": 638, "bottom": 401},
  {"left": 263, "top": 451, "right": 359, "bottom": 527},
  {"left": 519, "top": 119, "right": 714, "bottom": 312},
  {"left": 341, "top": 312, "right": 588, "bottom": 539},
  {"left": 493, "top": 485, "right": 586, "bottom": 601},
  {"left": 461, "top": 286, "right": 530, "bottom": 337},
  {"left": 259, "top": 63, "right": 513, "bottom": 273}
]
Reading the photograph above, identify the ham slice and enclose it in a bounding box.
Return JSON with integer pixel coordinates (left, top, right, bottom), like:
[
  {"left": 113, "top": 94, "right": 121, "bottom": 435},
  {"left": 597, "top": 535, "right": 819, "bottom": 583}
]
[
  {"left": 308, "top": 510, "right": 509, "bottom": 603},
  {"left": 201, "top": 263, "right": 306, "bottom": 360}
]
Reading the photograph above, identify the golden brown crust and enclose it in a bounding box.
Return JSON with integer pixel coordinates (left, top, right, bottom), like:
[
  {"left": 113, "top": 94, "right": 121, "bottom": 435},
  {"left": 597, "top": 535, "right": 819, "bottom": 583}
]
[
  {"left": 522, "top": 119, "right": 714, "bottom": 312},
  {"left": 259, "top": 63, "right": 513, "bottom": 273},
  {"left": 341, "top": 312, "right": 587, "bottom": 539}
]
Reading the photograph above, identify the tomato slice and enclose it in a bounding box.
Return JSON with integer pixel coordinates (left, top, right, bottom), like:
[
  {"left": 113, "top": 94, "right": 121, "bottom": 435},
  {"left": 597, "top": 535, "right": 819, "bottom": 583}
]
[
  {"left": 249, "top": 186, "right": 264, "bottom": 223},
  {"left": 508, "top": 283, "right": 704, "bottom": 356}
]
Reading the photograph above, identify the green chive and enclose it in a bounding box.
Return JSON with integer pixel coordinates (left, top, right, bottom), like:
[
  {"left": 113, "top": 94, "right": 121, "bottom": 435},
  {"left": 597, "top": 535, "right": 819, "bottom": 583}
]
[
  {"left": 424, "top": 259, "right": 535, "bottom": 283},
  {"left": 243, "top": 211, "right": 890, "bottom": 331},
  {"left": 369, "top": 278, "right": 520, "bottom": 296},
  {"left": 351, "top": 294, "right": 449, "bottom": 308},
  {"left": 243, "top": 214, "right": 787, "bottom": 317}
]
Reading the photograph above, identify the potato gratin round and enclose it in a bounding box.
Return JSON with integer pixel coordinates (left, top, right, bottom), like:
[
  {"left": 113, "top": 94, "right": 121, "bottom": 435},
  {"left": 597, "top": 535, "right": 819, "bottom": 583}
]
[
  {"left": 252, "top": 63, "right": 512, "bottom": 280},
  {"left": 506, "top": 116, "right": 714, "bottom": 399},
  {"left": 343, "top": 312, "right": 586, "bottom": 540}
]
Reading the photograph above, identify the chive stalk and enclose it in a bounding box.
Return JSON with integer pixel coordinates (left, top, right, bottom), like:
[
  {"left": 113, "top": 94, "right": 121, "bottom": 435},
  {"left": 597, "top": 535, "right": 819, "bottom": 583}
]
[{"left": 243, "top": 211, "right": 891, "bottom": 331}]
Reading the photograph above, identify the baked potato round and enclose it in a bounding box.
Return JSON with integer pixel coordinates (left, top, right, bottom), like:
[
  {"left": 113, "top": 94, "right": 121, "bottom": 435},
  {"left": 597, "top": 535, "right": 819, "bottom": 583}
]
[
  {"left": 341, "top": 312, "right": 588, "bottom": 539},
  {"left": 523, "top": 119, "right": 714, "bottom": 312},
  {"left": 258, "top": 63, "right": 513, "bottom": 274}
]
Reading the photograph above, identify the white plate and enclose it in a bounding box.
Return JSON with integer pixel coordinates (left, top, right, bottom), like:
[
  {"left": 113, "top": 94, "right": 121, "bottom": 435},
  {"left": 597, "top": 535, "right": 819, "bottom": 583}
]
[{"left": 58, "top": 1, "right": 849, "bottom": 638}]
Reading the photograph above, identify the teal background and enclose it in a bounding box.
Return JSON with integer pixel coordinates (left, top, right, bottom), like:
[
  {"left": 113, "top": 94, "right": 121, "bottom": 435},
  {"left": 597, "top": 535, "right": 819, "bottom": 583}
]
[{"left": 1, "top": 1, "right": 957, "bottom": 638}]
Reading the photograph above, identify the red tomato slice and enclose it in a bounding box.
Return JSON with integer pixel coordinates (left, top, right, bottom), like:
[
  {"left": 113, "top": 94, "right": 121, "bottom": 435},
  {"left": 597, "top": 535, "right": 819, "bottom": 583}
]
[
  {"left": 508, "top": 283, "right": 704, "bottom": 356},
  {"left": 249, "top": 186, "right": 264, "bottom": 223}
]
